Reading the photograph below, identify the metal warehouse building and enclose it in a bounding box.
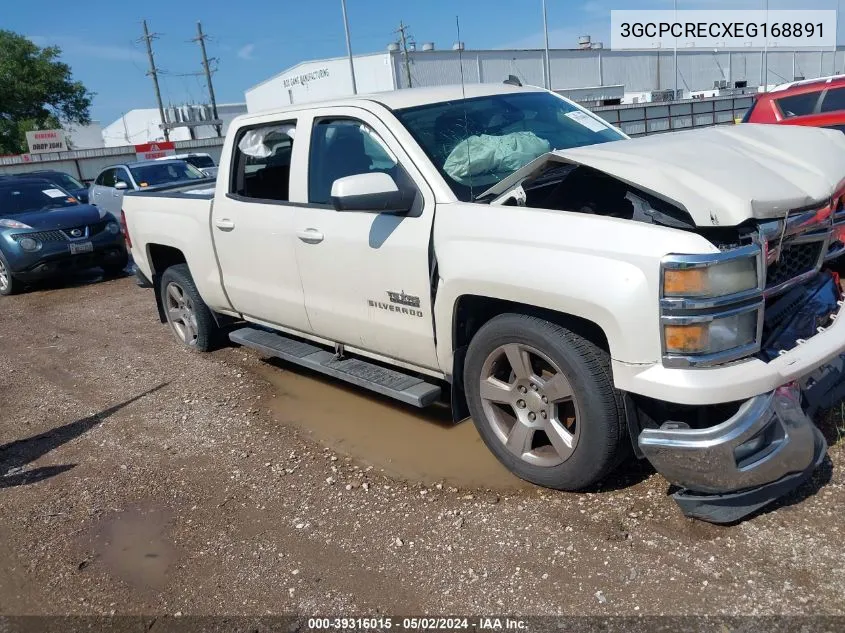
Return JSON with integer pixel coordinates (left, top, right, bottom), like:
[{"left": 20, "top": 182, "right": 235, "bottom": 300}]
[{"left": 245, "top": 44, "right": 845, "bottom": 112}]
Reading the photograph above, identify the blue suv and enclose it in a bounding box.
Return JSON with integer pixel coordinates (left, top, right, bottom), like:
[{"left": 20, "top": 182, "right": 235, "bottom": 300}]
[{"left": 0, "top": 177, "right": 128, "bottom": 295}]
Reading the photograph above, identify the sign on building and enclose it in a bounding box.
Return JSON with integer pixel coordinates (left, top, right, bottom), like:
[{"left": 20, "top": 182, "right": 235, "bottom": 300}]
[
  {"left": 25, "top": 129, "right": 68, "bottom": 154},
  {"left": 135, "top": 141, "right": 176, "bottom": 161}
]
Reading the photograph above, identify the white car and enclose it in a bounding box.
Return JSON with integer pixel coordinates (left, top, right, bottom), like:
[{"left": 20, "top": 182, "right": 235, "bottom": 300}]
[
  {"left": 121, "top": 83, "right": 845, "bottom": 523},
  {"left": 89, "top": 159, "right": 210, "bottom": 217},
  {"left": 156, "top": 152, "right": 218, "bottom": 179}
]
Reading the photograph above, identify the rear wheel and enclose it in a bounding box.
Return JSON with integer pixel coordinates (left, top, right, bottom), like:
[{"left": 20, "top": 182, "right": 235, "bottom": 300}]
[
  {"left": 160, "top": 264, "right": 219, "bottom": 351},
  {"left": 0, "top": 254, "right": 20, "bottom": 296},
  {"left": 464, "top": 313, "right": 627, "bottom": 491}
]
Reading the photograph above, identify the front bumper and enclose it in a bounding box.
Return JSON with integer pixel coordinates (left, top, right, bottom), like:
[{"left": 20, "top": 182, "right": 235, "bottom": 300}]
[
  {"left": 638, "top": 380, "right": 829, "bottom": 523},
  {"left": 11, "top": 242, "right": 127, "bottom": 281}
]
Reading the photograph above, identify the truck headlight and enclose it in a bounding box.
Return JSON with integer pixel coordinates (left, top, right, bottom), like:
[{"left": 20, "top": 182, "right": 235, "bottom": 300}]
[
  {"left": 661, "top": 246, "right": 764, "bottom": 367},
  {"left": 18, "top": 237, "right": 41, "bottom": 252},
  {"left": 106, "top": 221, "right": 120, "bottom": 235},
  {"left": 663, "top": 257, "right": 758, "bottom": 298},
  {"left": 664, "top": 308, "right": 759, "bottom": 355}
]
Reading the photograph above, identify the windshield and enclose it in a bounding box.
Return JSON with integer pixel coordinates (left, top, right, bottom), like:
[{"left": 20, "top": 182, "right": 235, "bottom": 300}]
[
  {"left": 184, "top": 155, "right": 215, "bottom": 168},
  {"left": 128, "top": 160, "right": 206, "bottom": 187},
  {"left": 51, "top": 173, "right": 85, "bottom": 191},
  {"left": 394, "top": 91, "right": 626, "bottom": 201},
  {"left": 0, "top": 182, "right": 78, "bottom": 215}
]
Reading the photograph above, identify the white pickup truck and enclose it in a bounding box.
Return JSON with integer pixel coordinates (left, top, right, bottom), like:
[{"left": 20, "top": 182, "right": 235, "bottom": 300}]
[{"left": 122, "top": 83, "right": 845, "bottom": 523}]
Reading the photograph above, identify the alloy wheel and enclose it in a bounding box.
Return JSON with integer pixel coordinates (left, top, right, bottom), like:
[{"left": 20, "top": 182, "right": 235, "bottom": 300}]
[
  {"left": 478, "top": 343, "right": 581, "bottom": 467},
  {"left": 165, "top": 281, "right": 199, "bottom": 345},
  {"left": 0, "top": 259, "right": 9, "bottom": 292}
]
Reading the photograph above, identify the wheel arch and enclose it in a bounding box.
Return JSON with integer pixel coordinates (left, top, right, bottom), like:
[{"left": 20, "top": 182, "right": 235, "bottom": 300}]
[
  {"left": 446, "top": 294, "right": 611, "bottom": 422},
  {"left": 147, "top": 244, "right": 188, "bottom": 323}
]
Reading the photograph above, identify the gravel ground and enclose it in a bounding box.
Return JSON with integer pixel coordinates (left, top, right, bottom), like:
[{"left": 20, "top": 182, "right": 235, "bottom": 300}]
[{"left": 0, "top": 274, "right": 844, "bottom": 620}]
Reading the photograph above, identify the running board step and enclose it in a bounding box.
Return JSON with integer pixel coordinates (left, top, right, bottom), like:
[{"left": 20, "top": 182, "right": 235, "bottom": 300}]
[{"left": 229, "top": 327, "right": 441, "bottom": 408}]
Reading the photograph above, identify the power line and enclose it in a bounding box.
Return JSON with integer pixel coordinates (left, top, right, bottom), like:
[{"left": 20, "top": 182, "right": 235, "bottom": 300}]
[{"left": 138, "top": 19, "right": 169, "bottom": 141}]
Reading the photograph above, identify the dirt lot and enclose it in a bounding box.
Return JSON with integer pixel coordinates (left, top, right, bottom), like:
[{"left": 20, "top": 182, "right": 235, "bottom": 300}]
[{"left": 1, "top": 273, "right": 844, "bottom": 620}]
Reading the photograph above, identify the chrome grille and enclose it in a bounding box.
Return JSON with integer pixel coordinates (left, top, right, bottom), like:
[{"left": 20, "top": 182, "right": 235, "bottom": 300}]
[
  {"left": 12, "top": 230, "right": 66, "bottom": 242},
  {"left": 766, "top": 242, "right": 824, "bottom": 289}
]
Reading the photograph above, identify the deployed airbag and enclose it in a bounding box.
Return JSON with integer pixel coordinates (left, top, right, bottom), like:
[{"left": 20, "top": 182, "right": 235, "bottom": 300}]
[{"left": 443, "top": 131, "right": 550, "bottom": 184}]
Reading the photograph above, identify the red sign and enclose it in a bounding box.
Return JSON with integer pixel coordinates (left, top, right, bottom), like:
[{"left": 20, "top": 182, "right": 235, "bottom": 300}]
[{"left": 135, "top": 141, "right": 176, "bottom": 161}]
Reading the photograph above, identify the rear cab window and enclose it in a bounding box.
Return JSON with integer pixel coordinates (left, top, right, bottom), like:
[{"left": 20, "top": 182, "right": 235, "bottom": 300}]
[
  {"left": 231, "top": 122, "right": 296, "bottom": 202},
  {"left": 775, "top": 91, "right": 822, "bottom": 118}
]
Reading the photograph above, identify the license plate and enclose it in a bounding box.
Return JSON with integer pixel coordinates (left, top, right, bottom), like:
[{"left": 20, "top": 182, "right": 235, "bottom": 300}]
[{"left": 69, "top": 241, "right": 93, "bottom": 255}]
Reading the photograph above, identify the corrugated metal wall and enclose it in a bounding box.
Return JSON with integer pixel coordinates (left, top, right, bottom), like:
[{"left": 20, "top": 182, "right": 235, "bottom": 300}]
[{"left": 402, "top": 47, "right": 844, "bottom": 93}]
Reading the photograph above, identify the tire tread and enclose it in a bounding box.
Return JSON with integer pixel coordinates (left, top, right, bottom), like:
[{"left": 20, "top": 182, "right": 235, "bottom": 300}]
[{"left": 463, "top": 313, "right": 628, "bottom": 490}]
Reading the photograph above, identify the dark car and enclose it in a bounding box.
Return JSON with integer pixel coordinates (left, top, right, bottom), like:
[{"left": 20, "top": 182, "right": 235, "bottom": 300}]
[
  {"left": 0, "top": 178, "right": 128, "bottom": 295},
  {"left": 24, "top": 169, "right": 91, "bottom": 203}
]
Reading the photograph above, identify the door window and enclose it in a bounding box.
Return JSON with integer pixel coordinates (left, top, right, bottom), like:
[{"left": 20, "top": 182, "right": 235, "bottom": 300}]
[
  {"left": 231, "top": 122, "right": 296, "bottom": 201},
  {"left": 307, "top": 119, "right": 402, "bottom": 205},
  {"left": 98, "top": 169, "right": 116, "bottom": 187},
  {"left": 820, "top": 87, "right": 845, "bottom": 113},
  {"left": 115, "top": 168, "right": 132, "bottom": 187}
]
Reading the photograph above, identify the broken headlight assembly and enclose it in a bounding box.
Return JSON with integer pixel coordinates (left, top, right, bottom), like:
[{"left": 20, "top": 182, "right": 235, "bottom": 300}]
[{"left": 660, "top": 245, "right": 765, "bottom": 367}]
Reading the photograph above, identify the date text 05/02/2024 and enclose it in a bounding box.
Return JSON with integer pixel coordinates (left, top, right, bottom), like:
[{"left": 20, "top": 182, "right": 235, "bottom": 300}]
[{"left": 306, "top": 617, "right": 528, "bottom": 630}]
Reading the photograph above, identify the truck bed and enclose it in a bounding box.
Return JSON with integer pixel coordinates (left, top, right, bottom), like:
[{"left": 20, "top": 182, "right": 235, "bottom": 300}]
[
  {"left": 124, "top": 179, "right": 216, "bottom": 200},
  {"left": 122, "top": 180, "right": 230, "bottom": 311}
]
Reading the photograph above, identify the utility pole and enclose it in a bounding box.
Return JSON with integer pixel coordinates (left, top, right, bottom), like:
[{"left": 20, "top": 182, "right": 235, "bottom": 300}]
[
  {"left": 193, "top": 22, "right": 221, "bottom": 136},
  {"left": 397, "top": 21, "right": 413, "bottom": 88},
  {"left": 140, "top": 19, "right": 169, "bottom": 141},
  {"left": 542, "top": 0, "right": 551, "bottom": 90},
  {"left": 673, "top": 0, "right": 678, "bottom": 98},
  {"left": 762, "top": 0, "right": 769, "bottom": 90},
  {"left": 341, "top": 0, "right": 357, "bottom": 94}
]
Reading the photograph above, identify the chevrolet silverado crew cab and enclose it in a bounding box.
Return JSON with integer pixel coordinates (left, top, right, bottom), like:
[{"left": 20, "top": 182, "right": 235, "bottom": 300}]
[{"left": 122, "top": 83, "right": 845, "bottom": 523}]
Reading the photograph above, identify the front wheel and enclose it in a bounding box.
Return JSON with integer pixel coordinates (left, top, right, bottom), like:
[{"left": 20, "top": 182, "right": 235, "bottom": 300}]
[
  {"left": 160, "top": 264, "right": 219, "bottom": 351},
  {"left": 464, "top": 313, "right": 627, "bottom": 491},
  {"left": 0, "top": 253, "right": 20, "bottom": 296}
]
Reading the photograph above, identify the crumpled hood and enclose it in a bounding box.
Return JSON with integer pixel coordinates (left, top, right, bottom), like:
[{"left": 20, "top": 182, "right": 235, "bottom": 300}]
[{"left": 489, "top": 123, "right": 845, "bottom": 227}]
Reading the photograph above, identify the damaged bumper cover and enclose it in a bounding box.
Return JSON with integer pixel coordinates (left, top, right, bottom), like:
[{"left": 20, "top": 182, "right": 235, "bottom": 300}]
[{"left": 638, "top": 382, "right": 828, "bottom": 524}]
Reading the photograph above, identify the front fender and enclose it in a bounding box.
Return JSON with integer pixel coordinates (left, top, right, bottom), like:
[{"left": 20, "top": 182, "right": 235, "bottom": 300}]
[{"left": 432, "top": 203, "right": 722, "bottom": 375}]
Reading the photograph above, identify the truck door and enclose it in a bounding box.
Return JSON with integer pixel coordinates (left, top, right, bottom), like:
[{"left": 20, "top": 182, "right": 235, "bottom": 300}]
[
  {"left": 209, "top": 118, "right": 312, "bottom": 333},
  {"left": 292, "top": 108, "right": 439, "bottom": 370}
]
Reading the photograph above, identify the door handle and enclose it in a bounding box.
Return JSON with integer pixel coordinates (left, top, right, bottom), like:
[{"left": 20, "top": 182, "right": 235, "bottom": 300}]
[
  {"left": 297, "top": 228, "right": 324, "bottom": 244},
  {"left": 215, "top": 218, "right": 235, "bottom": 231}
]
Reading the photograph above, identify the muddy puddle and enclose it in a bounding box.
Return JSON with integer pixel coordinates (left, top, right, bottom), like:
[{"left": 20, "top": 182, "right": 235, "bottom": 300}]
[
  {"left": 80, "top": 505, "right": 178, "bottom": 591},
  {"left": 257, "top": 359, "right": 534, "bottom": 491}
]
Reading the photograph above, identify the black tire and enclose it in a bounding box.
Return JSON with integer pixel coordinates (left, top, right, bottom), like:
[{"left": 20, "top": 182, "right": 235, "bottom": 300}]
[
  {"left": 0, "top": 252, "right": 20, "bottom": 296},
  {"left": 463, "top": 313, "right": 627, "bottom": 491},
  {"left": 159, "top": 263, "right": 219, "bottom": 352}
]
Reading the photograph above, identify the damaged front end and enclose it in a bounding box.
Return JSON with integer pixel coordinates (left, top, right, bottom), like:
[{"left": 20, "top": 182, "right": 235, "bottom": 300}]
[
  {"left": 639, "top": 194, "right": 845, "bottom": 523},
  {"left": 481, "top": 127, "right": 845, "bottom": 523}
]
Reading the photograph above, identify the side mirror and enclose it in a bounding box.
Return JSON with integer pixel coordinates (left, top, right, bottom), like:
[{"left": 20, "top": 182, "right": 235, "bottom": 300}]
[
  {"left": 114, "top": 181, "right": 128, "bottom": 190},
  {"left": 330, "top": 172, "right": 414, "bottom": 214}
]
